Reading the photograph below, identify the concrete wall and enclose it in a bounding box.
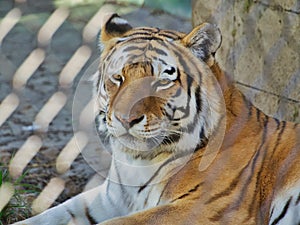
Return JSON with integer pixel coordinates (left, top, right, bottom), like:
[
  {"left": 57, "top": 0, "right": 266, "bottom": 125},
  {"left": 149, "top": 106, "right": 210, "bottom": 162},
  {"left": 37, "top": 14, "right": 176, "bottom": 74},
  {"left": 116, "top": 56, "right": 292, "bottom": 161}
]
[{"left": 192, "top": 0, "right": 300, "bottom": 122}]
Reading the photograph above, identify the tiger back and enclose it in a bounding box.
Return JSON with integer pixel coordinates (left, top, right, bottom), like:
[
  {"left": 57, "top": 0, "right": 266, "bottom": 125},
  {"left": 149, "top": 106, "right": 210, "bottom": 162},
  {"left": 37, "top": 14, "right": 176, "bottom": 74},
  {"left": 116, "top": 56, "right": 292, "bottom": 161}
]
[{"left": 13, "top": 14, "right": 300, "bottom": 225}]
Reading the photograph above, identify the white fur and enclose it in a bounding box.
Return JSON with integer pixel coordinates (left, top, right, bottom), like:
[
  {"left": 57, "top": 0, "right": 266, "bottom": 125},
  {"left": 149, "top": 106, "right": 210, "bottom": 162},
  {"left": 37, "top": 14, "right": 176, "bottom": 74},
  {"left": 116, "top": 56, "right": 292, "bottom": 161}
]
[
  {"left": 111, "top": 17, "right": 129, "bottom": 25},
  {"left": 269, "top": 181, "right": 300, "bottom": 225}
]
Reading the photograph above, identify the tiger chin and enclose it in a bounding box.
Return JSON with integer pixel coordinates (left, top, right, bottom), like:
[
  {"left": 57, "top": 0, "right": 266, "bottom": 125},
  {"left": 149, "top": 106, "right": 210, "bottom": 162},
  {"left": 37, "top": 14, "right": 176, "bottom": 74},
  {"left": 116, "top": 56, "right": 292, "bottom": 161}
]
[{"left": 13, "top": 13, "right": 300, "bottom": 225}]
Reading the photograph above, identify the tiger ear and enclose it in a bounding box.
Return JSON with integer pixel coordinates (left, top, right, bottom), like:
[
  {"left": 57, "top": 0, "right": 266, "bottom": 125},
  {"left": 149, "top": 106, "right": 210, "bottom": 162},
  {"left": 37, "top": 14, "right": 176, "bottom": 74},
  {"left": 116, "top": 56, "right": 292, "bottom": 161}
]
[
  {"left": 182, "top": 23, "right": 222, "bottom": 65},
  {"left": 100, "top": 13, "right": 132, "bottom": 43}
]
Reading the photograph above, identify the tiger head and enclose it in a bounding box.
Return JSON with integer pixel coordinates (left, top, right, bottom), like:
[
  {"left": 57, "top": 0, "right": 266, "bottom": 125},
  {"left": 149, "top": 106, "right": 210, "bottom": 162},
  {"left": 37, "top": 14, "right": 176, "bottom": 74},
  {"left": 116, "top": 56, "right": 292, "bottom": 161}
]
[{"left": 95, "top": 14, "right": 224, "bottom": 158}]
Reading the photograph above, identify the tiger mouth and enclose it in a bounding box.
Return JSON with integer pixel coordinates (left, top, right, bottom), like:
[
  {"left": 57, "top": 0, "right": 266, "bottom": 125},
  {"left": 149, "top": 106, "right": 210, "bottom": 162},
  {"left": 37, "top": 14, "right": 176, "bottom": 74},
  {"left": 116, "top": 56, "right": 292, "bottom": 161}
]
[
  {"left": 114, "top": 133, "right": 162, "bottom": 151},
  {"left": 107, "top": 117, "right": 182, "bottom": 150},
  {"left": 112, "top": 130, "right": 182, "bottom": 151}
]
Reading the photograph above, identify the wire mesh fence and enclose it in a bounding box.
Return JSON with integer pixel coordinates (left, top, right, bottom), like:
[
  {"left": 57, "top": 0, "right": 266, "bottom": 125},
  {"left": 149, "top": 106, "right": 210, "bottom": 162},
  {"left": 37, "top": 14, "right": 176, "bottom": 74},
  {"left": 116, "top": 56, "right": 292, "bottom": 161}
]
[
  {"left": 0, "top": 1, "right": 192, "bottom": 223},
  {"left": 0, "top": 1, "right": 111, "bottom": 223}
]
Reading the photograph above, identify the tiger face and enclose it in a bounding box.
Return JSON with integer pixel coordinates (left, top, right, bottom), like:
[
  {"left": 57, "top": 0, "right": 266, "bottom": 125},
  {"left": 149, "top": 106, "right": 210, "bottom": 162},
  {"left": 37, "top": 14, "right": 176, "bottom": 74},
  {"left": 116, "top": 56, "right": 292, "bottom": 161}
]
[{"left": 96, "top": 14, "right": 224, "bottom": 158}]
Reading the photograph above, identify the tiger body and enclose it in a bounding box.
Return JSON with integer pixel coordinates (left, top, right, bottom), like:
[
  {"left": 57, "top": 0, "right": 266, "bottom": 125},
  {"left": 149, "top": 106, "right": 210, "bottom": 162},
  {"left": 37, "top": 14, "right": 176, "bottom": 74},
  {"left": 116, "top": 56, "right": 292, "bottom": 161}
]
[{"left": 13, "top": 14, "right": 300, "bottom": 225}]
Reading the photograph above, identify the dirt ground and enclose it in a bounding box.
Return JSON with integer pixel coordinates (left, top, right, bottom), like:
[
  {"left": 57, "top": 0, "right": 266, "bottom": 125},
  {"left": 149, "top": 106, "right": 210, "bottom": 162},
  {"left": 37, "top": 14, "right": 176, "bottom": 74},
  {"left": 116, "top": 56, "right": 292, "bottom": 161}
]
[{"left": 0, "top": 0, "right": 192, "bottom": 220}]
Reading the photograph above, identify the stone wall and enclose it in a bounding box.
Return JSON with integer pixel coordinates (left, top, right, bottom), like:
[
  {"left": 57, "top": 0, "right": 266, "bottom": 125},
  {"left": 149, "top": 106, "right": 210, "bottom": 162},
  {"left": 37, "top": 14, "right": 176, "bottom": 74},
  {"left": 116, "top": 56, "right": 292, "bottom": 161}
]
[{"left": 192, "top": 0, "right": 300, "bottom": 122}]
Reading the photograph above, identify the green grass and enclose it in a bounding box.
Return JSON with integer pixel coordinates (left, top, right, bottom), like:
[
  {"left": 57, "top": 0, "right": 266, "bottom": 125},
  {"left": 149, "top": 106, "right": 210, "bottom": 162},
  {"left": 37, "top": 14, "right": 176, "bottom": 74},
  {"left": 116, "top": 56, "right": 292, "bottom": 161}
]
[
  {"left": 144, "top": 0, "right": 191, "bottom": 19},
  {"left": 0, "top": 165, "right": 40, "bottom": 224},
  {"left": 292, "top": 106, "right": 299, "bottom": 122},
  {"left": 243, "top": 0, "right": 253, "bottom": 13}
]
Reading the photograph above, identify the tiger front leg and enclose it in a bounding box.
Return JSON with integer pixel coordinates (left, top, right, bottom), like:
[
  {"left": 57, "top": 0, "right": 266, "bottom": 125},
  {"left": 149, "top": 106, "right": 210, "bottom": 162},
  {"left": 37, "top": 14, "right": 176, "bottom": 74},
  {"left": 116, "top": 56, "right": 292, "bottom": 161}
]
[
  {"left": 98, "top": 202, "right": 199, "bottom": 225},
  {"left": 12, "top": 182, "right": 124, "bottom": 225}
]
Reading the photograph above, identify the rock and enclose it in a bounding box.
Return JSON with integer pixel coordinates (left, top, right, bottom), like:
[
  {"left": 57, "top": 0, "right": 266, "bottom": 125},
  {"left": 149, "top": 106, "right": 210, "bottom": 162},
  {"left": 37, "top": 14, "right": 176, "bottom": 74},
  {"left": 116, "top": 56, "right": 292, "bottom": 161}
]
[{"left": 192, "top": 0, "right": 300, "bottom": 122}]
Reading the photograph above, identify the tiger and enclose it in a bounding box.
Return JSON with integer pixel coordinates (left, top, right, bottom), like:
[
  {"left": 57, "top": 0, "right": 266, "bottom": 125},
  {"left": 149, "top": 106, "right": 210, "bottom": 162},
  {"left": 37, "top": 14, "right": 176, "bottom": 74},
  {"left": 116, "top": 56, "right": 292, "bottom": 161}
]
[{"left": 13, "top": 13, "right": 300, "bottom": 225}]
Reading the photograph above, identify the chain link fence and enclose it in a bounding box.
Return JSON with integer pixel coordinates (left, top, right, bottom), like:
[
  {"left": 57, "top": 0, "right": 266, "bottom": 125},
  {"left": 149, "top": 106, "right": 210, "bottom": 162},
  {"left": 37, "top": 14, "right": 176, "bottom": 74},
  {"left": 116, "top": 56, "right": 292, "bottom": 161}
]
[{"left": 0, "top": 0, "right": 192, "bottom": 223}]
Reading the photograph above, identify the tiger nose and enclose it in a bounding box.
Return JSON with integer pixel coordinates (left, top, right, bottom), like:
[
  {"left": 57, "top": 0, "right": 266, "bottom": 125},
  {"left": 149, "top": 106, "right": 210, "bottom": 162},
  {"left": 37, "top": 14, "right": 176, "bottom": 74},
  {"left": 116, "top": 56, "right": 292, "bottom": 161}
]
[{"left": 115, "top": 113, "right": 145, "bottom": 129}]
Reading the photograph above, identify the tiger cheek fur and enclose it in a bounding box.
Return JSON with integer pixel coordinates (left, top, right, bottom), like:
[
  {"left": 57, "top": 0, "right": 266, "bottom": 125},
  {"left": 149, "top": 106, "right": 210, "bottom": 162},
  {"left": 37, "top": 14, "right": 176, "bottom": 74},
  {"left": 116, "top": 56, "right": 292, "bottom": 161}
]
[{"left": 12, "top": 13, "right": 300, "bottom": 225}]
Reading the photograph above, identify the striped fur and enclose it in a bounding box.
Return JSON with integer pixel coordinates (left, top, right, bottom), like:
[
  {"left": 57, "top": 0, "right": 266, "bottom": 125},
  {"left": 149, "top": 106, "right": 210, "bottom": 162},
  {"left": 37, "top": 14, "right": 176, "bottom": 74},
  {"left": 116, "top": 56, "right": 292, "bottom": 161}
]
[{"left": 13, "top": 14, "right": 300, "bottom": 225}]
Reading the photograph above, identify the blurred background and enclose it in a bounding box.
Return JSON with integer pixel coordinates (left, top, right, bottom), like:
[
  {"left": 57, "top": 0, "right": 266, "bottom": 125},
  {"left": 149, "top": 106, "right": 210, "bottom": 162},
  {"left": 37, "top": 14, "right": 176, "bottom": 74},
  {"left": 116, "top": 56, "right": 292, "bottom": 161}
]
[{"left": 0, "top": 0, "right": 299, "bottom": 224}]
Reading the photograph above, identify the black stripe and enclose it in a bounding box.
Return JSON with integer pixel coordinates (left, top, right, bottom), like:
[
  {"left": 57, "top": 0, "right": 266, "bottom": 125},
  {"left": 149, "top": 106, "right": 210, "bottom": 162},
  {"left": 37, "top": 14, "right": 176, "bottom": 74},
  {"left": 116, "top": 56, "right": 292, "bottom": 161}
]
[
  {"left": 127, "top": 29, "right": 180, "bottom": 40},
  {"left": 195, "top": 86, "right": 202, "bottom": 113},
  {"left": 114, "top": 160, "right": 126, "bottom": 195},
  {"left": 208, "top": 116, "right": 269, "bottom": 212},
  {"left": 256, "top": 108, "right": 261, "bottom": 122},
  {"left": 270, "top": 121, "right": 286, "bottom": 159},
  {"left": 171, "top": 45, "right": 197, "bottom": 79},
  {"left": 195, "top": 126, "right": 208, "bottom": 150},
  {"left": 166, "top": 46, "right": 201, "bottom": 122},
  {"left": 172, "top": 87, "right": 182, "bottom": 98},
  {"left": 138, "top": 150, "right": 195, "bottom": 193},
  {"left": 171, "top": 182, "right": 204, "bottom": 202},
  {"left": 248, "top": 103, "right": 253, "bottom": 117},
  {"left": 242, "top": 94, "right": 253, "bottom": 118},
  {"left": 157, "top": 152, "right": 206, "bottom": 205},
  {"left": 170, "top": 46, "right": 200, "bottom": 121},
  {"left": 127, "top": 53, "right": 145, "bottom": 62},
  {"left": 95, "top": 70, "right": 102, "bottom": 93},
  {"left": 186, "top": 67, "right": 193, "bottom": 99},
  {"left": 104, "top": 46, "right": 118, "bottom": 62},
  {"left": 156, "top": 39, "right": 169, "bottom": 48},
  {"left": 171, "top": 71, "right": 193, "bottom": 121},
  {"left": 157, "top": 178, "right": 173, "bottom": 205},
  {"left": 136, "top": 27, "right": 158, "bottom": 32},
  {"left": 85, "top": 207, "right": 97, "bottom": 224},
  {"left": 176, "top": 68, "right": 182, "bottom": 85},
  {"left": 159, "top": 58, "right": 168, "bottom": 65},
  {"left": 161, "top": 33, "right": 180, "bottom": 40},
  {"left": 269, "top": 206, "right": 275, "bottom": 220},
  {"left": 247, "top": 147, "right": 270, "bottom": 220},
  {"left": 165, "top": 106, "right": 174, "bottom": 121},
  {"left": 148, "top": 44, "right": 168, "bottom": 56},
  {"left": 124, "top": 31, "right": 153, "bottom": 37},
  {"left": 67, "top": 209, "right": 75, "bottom": 218},
  {"left": 296, "top": 192, "right": 300, "bottom": 205},
  {"left": 161, "top": 30, "right": 182, "bottom": 39},
  {"left": 161, "top": 133, "right": 181, "bottom": 145},
  {"left": 182, "top": 111, "right": 199, "bottom": 134},
  {"left": 270, "top": 197, "right": 292, "bottom": 225},
  {"left": 123, "top": 45, "right": 144, "bottom": 52},
  {"left": 150, "top": 63, "right": 154, "bottom": 76},
  {"left": 274, "top": 117, "right": 281, "bottom": 130},
  {"left": 205, "top": 162, "right": 251, "bottom": 205},
  {"left": 209, "top": 141, "right": 264, "bottom": 222},
  {"left": 105, "top": 180, "right": 115, "bottom": 206},
  {"left": 173, "top": 106, "right": 189, "bottom": 120},
  {"left": 143, "top": 190, "right": 150, "bottom": 207},
  {"left": 243, "top": 116, "right": 269, "bottom": 219},
  {"left": 142, "top": 185, "right": 158, "bottom": 207},
  {"left": 118, "top": 36, "right": 163, "bottom": 44}
]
